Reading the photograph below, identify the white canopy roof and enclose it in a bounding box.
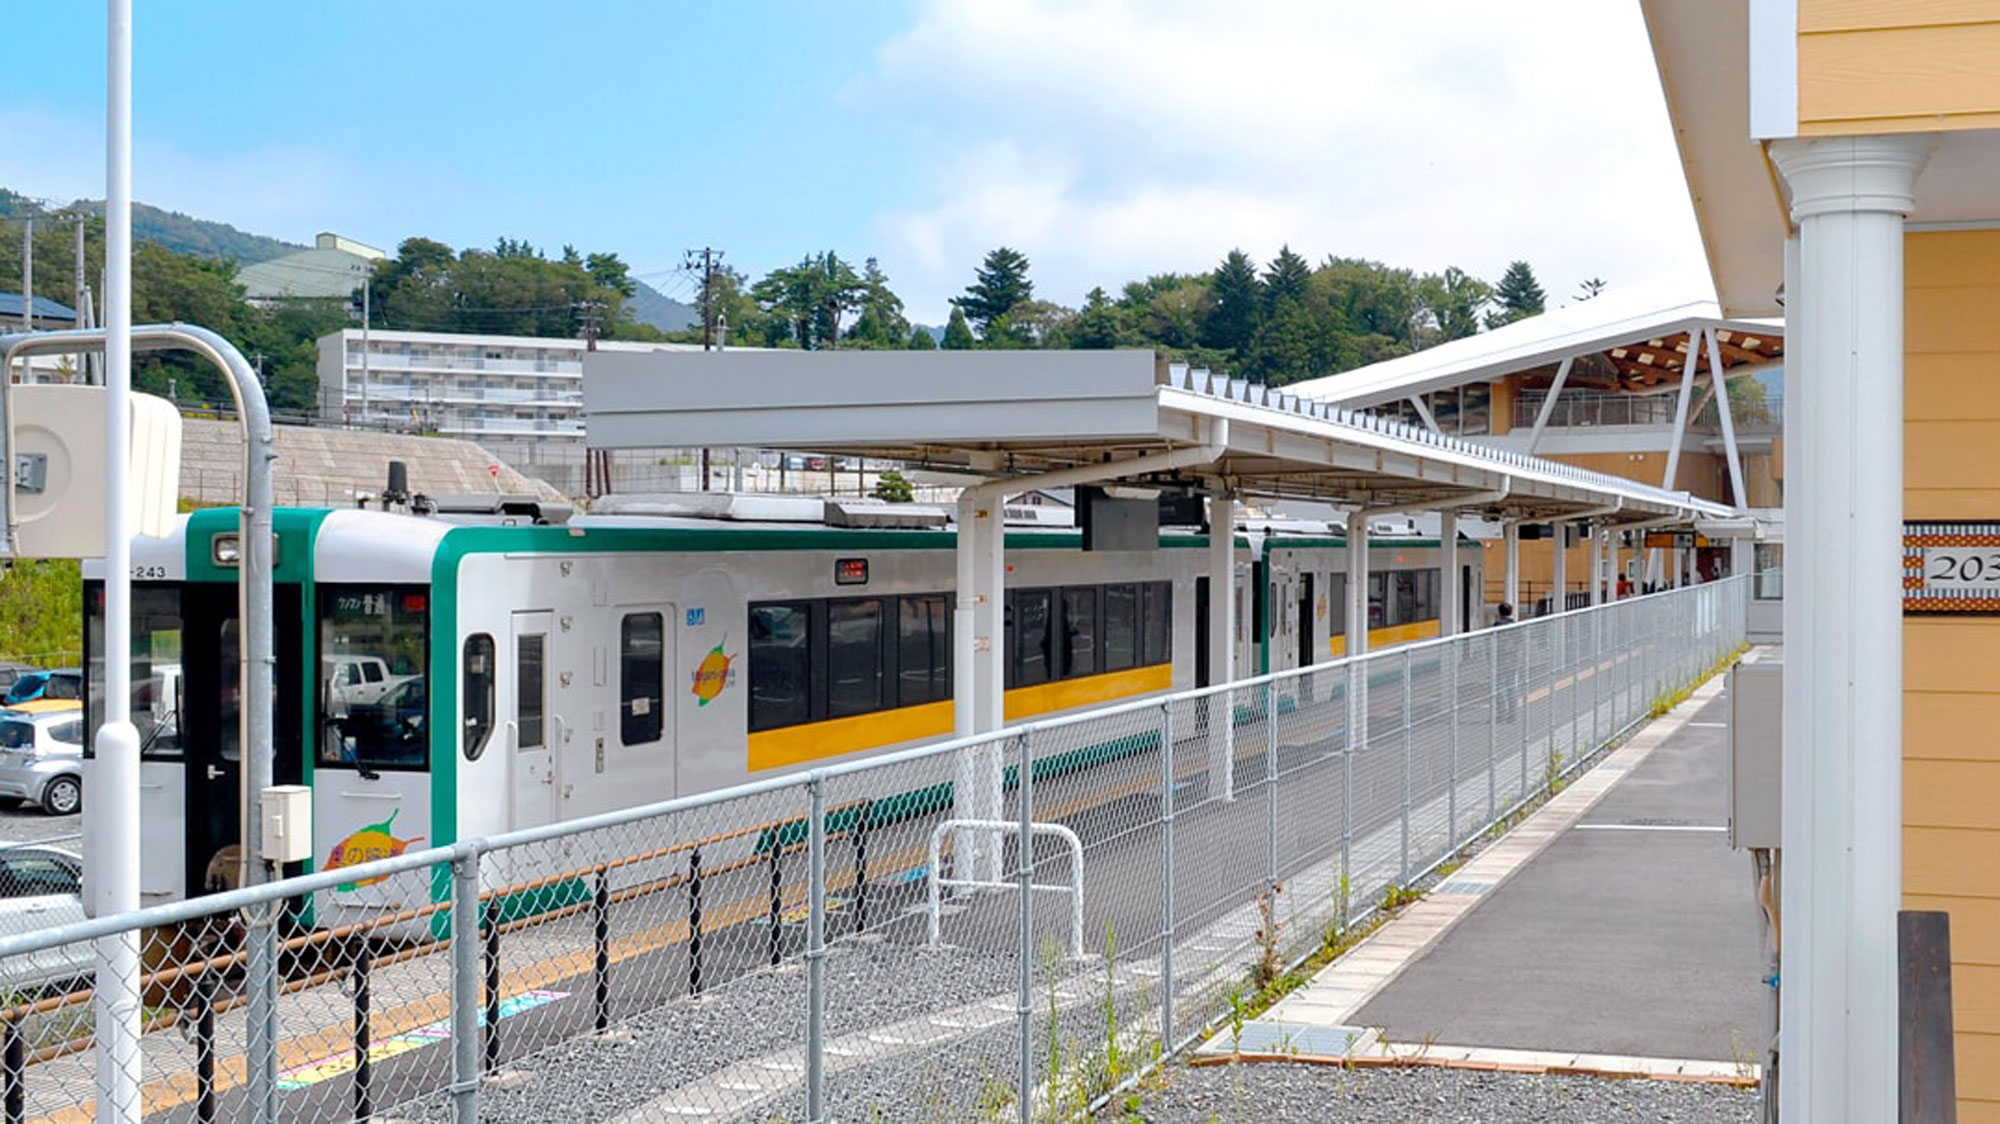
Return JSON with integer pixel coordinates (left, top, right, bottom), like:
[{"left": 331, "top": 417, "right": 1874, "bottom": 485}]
[
  {"left": 584, "top": 348, "right": 1737, "bottom": 525},
  {"left": 1285, "top": 278, "right": 1780, "bottom": 409}
]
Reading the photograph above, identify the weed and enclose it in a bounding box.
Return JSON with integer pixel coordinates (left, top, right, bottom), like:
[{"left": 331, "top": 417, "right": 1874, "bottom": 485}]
[
  {"left": 1382, "top": 882, "right": 1421, "bottom": 911},
  {"left": 1253, "top": 883, "right": 1285, "bottom": 989},
  {"left": 1544, "top": 747, "right": 1567, "bottom": 794}
]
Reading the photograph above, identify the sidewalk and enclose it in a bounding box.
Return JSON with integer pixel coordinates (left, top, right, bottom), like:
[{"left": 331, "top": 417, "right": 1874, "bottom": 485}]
[{"left": 1204, "top": 657, "right": 1769, "bottom": 1083}]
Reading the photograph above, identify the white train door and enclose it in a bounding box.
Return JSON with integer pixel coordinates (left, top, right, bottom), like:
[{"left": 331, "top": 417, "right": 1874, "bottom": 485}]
[{"left": 510, "top": 610, "right": 557, "bottom": 829}]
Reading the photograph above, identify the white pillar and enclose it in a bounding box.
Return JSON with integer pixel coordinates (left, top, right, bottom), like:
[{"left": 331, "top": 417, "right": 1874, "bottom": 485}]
[
  {"left": 1502, "top": 522, "right": 1520, "bottom": 613},
  {"left": 1589, "top": 526, "right": 1605, "bottom": 606},
  {"left": 1208, "top": 492, "right": 1237, "bottom": 800},
  {"left": 1769, "top": 134, "right": 1929, "bottom": 1124},
  {"left": 951, "top": 492, "right": 1006, "bottom": 882},
  {"left": 1346, "top": 519, "right": 1369, "bottom": 658},
  {"left": 1439, "top": 511, "right": 1459, "bottom": 637},
  {"left": 1551, "top": 523, "right": 1568, "bottom": 614}
]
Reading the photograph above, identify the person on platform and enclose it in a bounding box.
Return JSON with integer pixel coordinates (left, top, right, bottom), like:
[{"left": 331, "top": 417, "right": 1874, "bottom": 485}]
[{"left": 1493, "top": 602, "right": 1519, "bottom": 721}]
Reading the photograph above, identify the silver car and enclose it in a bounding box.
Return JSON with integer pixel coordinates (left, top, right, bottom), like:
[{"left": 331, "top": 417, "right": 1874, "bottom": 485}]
[
  {"left": 0, "top": 711, "right": 84, "bottom": 815},
  {"left": 0, "top": 844, "right": 89, "bottom": 991}
]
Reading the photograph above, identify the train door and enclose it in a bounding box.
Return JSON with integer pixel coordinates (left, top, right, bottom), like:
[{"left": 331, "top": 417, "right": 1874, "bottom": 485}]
[
  {"left": 1298, "top": 572, "right": 1316, "bottom": 670},
  {"left": 509, "top": 610, "right": 557, "bottom": 829},
  {"left": 181, "top": 583, "right": 305, "bottom": 895},
  {"left": 1193, "top": 578, "right": 1209, "bottom": 688}
]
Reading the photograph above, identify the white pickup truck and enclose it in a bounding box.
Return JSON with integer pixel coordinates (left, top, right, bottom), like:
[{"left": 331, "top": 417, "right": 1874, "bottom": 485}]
[{"left": 323, "top": 655, "right": 416, "bottom": 711}]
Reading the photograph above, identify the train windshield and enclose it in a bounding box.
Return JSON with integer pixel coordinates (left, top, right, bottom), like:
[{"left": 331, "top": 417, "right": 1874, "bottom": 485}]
[
  {"left": 84, "top": 583, "right": 187, "bottom": 758},
  {"left": 318, "top": 585, "right": 430, "bottom": 770}
]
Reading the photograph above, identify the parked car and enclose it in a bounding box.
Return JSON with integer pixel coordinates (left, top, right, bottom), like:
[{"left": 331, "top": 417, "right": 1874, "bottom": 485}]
[
  {"left": 0, "top": 844, "right": 89, "bottom": 991},
  {"left": 323, "top": 655, "right": 413, "bottom": 711},
  {"left": 2, "top": 669, "right": 82, "bottom": 707},
  {"left": 2, "top": 698, "right": 82, "bottom": 718},
  {"left": 0, "top": 710, "right": 85, "bottom": 814},
  {"left": 333, "top": 676, "right": 427, "bottom": 767},
  {"left": 0, "top": 663, "right": 37, "bottom": 697}
]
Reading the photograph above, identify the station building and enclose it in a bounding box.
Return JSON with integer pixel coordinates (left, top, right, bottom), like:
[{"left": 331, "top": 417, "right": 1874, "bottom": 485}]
[{"left": 1643, "top": 1, "right": 2000, "bottom": 1119}]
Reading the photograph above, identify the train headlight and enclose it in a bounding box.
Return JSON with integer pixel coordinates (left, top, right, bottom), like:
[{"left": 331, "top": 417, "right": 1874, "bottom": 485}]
[{"left": 211, "top": 534, "right": 241, "bottom": 567}]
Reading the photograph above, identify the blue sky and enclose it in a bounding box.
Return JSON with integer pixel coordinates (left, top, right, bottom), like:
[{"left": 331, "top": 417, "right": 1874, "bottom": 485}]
[{"left": 7, "top": 1, "right": 1707, "bottom": 324}]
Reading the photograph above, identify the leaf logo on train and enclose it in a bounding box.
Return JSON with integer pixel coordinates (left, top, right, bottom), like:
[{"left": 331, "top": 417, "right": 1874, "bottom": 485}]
[
  {"left": 690, "top": 640, "right": 738, "bottom": 707},
  {"left": 324, "top": 809, "right": 425, "bottom": 890}
]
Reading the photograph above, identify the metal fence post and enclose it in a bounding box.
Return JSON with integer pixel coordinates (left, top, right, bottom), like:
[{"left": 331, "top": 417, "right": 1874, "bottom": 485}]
[
  {"left": 1266, "top": 676, "right": 1279, "bottom": 896},
  {"left": 807, "top": 775, "right": 828, "bottom": 1124},
  {"left": 1159, "top": 700, "right": 1177, "bottom": 1049},
  {"left": 245, "top": 896, "right": 280, "bottom": 1124},
  {"left": 451, "top": 852, "right": 483, "bottom": 1124},
  {"left": 1400, "top": 651, "right": 1412, "bottom": 885},
  {"left": 354, "top": 942, "right": 373, "bottom": 1124},
  {"left": 1340, "top": 673, "right": 1354, "bottom": 930},
  {"left": 1016, "top": 730, "right": 1035, "bottom": 1124},
  {"left": 1487, "top": 633, "right": 1499, "bottom": 823},
  {"left": 1447, "top": 637, "right": 1460, "bottom": 847}
]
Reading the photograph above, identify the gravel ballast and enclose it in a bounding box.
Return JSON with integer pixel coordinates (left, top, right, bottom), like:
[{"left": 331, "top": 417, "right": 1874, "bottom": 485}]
[{"left": 1123, "top": 1061, "right": 1760, "bottom": 1123}]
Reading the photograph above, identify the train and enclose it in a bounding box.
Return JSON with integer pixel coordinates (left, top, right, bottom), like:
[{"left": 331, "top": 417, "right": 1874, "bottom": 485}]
[{"left": 81, "top": 490, "right": 1480, "bottom": 920}]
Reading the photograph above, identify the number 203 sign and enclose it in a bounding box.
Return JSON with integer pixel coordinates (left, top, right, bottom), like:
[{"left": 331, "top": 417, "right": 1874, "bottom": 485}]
[{"left": 1905, "top": 523, "right": 2000, "bottom": 614}]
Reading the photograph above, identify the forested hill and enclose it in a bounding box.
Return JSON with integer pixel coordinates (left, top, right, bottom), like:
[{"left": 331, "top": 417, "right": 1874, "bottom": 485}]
[{"left": 0, "top": 188, "right": 303, "bottom": 264}]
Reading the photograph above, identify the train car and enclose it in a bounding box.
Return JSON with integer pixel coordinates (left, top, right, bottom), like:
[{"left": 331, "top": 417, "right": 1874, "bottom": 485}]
[{"left": 81, "top": 494, "right": 1479, "bottom": 918}]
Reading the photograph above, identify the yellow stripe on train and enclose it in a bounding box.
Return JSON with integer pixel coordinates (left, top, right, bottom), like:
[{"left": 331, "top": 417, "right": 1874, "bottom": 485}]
[
  {"left": 745, "top": 663, "right": 1175, "bottom": 772},
  {"left": 1327, "top": 619, "right": 1442, "bottom": 657}
]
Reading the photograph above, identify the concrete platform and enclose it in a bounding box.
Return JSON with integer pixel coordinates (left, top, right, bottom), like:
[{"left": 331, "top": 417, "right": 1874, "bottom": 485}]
[{"left": 1220, "top": 660, "right": 1770, "bottom": 1079}]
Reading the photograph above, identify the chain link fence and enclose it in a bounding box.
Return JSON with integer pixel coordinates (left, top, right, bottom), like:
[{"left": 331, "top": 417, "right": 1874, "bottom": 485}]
[{"left": 0, "top": 578, "right": 1746, "bottom": 1123}]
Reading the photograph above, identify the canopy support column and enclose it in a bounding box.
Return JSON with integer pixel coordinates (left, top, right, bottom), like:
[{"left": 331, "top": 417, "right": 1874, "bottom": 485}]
[
  {"left": 1705, "top": 328, "right": 1750, "bottom": 506},
  {"left": 1502, "top": 521, "right": 1520, "bottom": 613},
  {"left": 952, "top": 492, "right": 1005, "bottom": 883},
  {"left": 1551, "top": 522, "right": 1568, "bottom": 615},
  {"left": 1207, "top": 491, "right": 1237, "bottom": 801},
  {"left": 1439, "top": 512, "right": 1459, "bottom": 638},
  {"left": 1345, "top": 516, "right": 1370, "bottom": 754}
]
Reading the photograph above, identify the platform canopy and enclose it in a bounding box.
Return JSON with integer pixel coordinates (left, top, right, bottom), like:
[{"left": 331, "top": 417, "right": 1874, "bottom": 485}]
[
  {"left": 584, "top": 348, "right": 1737, "bottom": 524},
  {"left": 1284, "top": 278, "right": 1782, "bottom": 410}
]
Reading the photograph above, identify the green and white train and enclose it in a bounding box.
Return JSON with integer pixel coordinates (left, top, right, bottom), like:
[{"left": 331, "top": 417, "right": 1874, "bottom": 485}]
[{"left": 83, "top": 493, "right": 1477, "bottom": 923}]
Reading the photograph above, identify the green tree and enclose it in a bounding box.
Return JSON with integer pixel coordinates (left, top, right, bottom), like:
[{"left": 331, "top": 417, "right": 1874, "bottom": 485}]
[
  {"left": 941, "top": 306, "right": 976, "bottom": 350},
  {"left": 1200, "top": 249, "right": 1262, "bottom": 355},
  {"left": 750, "top": 251, "right": 864, "bottom": 350},
  {"left": 1119, "top": 273, "right": 1209, "bottom": 350},
  {"left": 1487, "top": 260, "right": 1546, "bottom": 328},
  {"left": 870, "top": 469, "right": 915, "bottom": 503},
  {"left": 952, "top": 246, "right": 1034, "bottom": 340},
  {"left": 905, "top": 323, "right": 938, "bottom": 350},
  {"left": 1261, "top": 245, "right": 1311, "bottom": 310},
  {"left": 1069, "top": 287, "right": 1126, "bottom": 349},
  {"left": 844, "top": 257, "right": 910, "bottom": 348},
  {"left": 1417, "top": 266, "right": 1493, "bottom": 343}
]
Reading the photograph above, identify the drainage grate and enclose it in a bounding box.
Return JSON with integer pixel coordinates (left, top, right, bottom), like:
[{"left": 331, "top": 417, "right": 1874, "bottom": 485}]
[{"left": 1227, "top": 1021, "right": 1377, "bottom": 1057}]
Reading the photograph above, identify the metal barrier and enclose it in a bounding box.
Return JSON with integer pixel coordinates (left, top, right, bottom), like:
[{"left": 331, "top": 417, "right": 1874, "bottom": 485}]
[
  {"left": 0, "top": 577, "right": 1747, "bottom": 1124},
  {"left": 927, "top": 819, "right": 1085, "bottom": 959}
]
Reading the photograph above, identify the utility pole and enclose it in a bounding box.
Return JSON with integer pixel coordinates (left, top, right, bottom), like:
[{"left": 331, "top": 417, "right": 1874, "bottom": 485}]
[
  {"left": 685, "top": 246, "right": 722, "bottom": 350},
  {"left": 575, "top": 299, "right": 603, "bottom": 351},
  {"left": 20, "top": 216, "right": 31, "bottom": 332},
  {"left": 686, "top": 246, "right": 723, "bottom": 490},
  {"left": 74, "top": 216, "right": 86, "bottom": 323}
]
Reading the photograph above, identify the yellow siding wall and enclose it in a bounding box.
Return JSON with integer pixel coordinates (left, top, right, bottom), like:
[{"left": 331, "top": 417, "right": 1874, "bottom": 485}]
[
  {"left": 1905, "top": 228, "right": 2000, "bottom": 1116},
  {"left": 1799, "top": 0, "right": 2000, "bottom": 134}
]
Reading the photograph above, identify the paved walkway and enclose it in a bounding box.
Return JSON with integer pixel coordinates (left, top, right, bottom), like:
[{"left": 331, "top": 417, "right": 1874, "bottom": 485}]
[{"left": 1204, "top": 653, "right": 1770, "bottom": 1083}]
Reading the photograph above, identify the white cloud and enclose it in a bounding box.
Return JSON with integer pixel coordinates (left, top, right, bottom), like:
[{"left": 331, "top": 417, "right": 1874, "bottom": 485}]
[{"left": 861, "top": 0, "right": 1706, "bottom": 323}]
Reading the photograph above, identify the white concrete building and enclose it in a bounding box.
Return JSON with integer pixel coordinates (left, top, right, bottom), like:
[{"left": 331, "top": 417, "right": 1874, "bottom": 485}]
[{"left": 315, "top": 328, "right": 705, "bottom": 454}]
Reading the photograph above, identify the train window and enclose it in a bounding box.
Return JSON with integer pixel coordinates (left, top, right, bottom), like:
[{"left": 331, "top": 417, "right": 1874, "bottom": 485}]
[
  {"left": 1009, "top": 590, "right": 1053, "bottom": 687},
  {"left": 827, "top": 599, "right": 886, "bottom": 719},
  {"left": 319, "top": 585, "right": 430, "bottom": 770},
  {"left": 1368, "top": 573, "right": 1387, "bottom": 628},
  {"left": 463, "top": 634, "right": 496, "bottom": 761},
  {"left": 620, "top": 614, "right": 664, "bottom": 746},
  {"left": 1103, "top": 584, "right": 1138, "bottom": 672},
  {"left": 749, "top": 602, "right": 812, "bottom": 732},
  {"left": 1062, "top": 588, "right": 1098, "bottom": 678},
  {"left": 517, "top": 634, "right": 546, "bottom": 750},
  {"left": 897, "top": 595, "right": 951, "bottom": 707},
  {"left": 87, "top": 584, "right": 186, "bottom": 759},
  {"left": 1328, "top": 574, "right": 1346, "bottom": 638},
  {"left": 1393, "top": 571, "right": 1419, "bottom": 625},
  {"left": 1139, "top": 582, "right": 1171, "bottom": 666},
  {"left": 1413, "top": 571, "right": 1437, "bottom": 622}
]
